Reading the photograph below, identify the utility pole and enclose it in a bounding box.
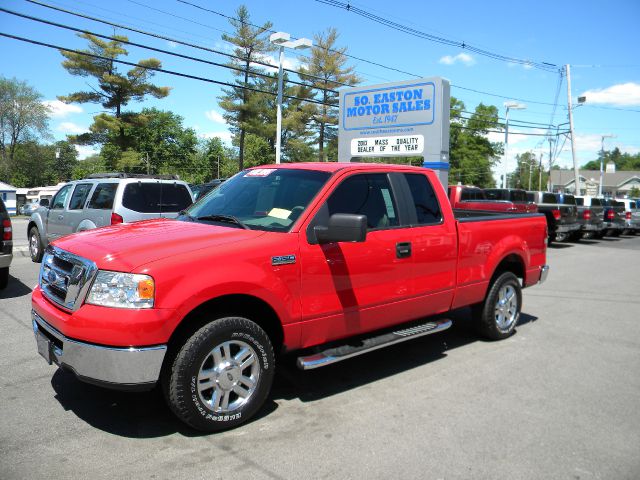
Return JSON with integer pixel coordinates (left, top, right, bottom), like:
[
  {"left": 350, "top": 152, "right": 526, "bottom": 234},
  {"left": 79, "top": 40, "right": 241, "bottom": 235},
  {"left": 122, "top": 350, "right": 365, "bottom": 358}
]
[
  {"left": 217, "top": 155, "right": 220, "bottom": 179},
  {"left": 538, "top": 152, "right": 544, "bottom": 191},
  {"left": 548, "top": 137, "right": 555, "bottom": 191},
  {"left": 145, "top": 152, "right": 150, "bottom": 175},
  {"left": 599, "top": 134, "right": 615, "bottom": 197},
  {"left": 566, "top": 64, "right": 581, "bottom": 195},
  {"left": 528, "top": 159, "right": 533, "bottom": 190}
]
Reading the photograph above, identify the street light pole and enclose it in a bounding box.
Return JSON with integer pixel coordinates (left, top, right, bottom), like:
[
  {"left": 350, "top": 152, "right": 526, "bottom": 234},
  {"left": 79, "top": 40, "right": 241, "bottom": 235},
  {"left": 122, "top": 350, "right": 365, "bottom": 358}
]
[
  {"left": 269, "top": 32, "right": 312, "bottom": 164},
  {"left": 503, "top": 102, "right": 526, "bottom": 188},
  {"left": 566, "top": 64, "right": 585, "bottom": 195}
]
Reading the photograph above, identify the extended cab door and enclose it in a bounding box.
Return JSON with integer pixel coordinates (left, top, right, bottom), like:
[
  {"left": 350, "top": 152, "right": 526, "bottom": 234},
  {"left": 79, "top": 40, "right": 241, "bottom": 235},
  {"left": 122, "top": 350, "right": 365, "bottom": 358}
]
[
  {"left": 45, "top": 184, "right": 73, "bottom": 242},
  {"left": 298, "top": 171, "right": 415, "bottom": 346}
]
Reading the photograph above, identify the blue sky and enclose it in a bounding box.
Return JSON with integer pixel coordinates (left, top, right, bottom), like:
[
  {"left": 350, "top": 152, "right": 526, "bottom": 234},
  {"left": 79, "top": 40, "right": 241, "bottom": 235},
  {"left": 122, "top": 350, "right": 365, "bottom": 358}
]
[{"left": 2, "top": 0, "right": 639, "bottom": 178}]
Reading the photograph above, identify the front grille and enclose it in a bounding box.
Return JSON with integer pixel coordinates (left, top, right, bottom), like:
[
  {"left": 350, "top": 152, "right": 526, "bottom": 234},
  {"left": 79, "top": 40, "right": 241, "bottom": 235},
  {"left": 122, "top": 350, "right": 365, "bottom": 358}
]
[{"left": 39, "top": 246, "right": 98, "bottom": 311}]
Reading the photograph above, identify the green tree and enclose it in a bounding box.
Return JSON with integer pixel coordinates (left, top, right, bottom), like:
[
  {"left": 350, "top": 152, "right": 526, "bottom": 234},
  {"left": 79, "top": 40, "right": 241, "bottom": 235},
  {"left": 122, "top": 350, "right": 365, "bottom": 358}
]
[
  {"left": 218, "top": 5, "right": 272, "bottom": 170},
  {"left": 72, "top": 154, "right": 106, "bottom": 179},
  {"left": 449, "top": 99, "right": 502, "bottom": 187},
  {"left": 251, "top": 72, "right": 316, "bottom": 162},
  {"left": 9, "top": 141, "right": 56, "bottom": 187},
  {"left": 299, "top": 28, "right": 361, "bottom": 161},
  {"left": 629, "top": 186, "right": 640, "bottom": 197},
  {"left": 582, "top": 147, "right": 640, "bottom": 171},
  {"left": 51, "top": 140, "right": 78, "bottom": 182},
  {"left": 508, "top": 151, "right": 548, "bottom": 190},
  {"left": 59, "top": 33, "right": 170, "bottom": 167},
  {"left": 0, "top": 76, "right": 50, "bottom": 181}
]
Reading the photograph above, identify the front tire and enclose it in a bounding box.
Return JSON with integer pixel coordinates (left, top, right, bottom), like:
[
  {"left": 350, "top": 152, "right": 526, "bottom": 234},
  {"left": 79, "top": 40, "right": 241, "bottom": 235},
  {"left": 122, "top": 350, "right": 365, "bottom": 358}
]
[
  {"left": 473, "top": 272, "right": 522, "bottom": 340},
  {"left": 164, "top": 316, "right": 275, "bottom": 432},
  {"left": 29, "top": 227, "right": 44, "bottom": 263}
]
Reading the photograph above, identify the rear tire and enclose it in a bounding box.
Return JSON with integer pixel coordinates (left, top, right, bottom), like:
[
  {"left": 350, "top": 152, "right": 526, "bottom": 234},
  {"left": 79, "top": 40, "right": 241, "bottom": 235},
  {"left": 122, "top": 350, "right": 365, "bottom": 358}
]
[
  {"left": 29, "top": 227, "right": 44, "bottom": 263},
  {"left": 164, "top": 316, "right": 275, "bottom": 432},
  {"left": 0, "top": 267, "right": 8, "bottom": 289},
  {"left": 555, "top": 232, "right": 568, "bottom": 242},
  {"left": 473, "top": 272, "right": 522, "bottom": 340}
]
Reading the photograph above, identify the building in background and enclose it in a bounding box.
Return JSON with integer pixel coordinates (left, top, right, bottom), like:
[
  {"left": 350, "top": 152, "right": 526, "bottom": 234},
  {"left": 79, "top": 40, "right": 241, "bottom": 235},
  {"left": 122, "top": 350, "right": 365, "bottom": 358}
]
[{"left": 550, "top": 164, "right": 640, "bottom": 197}]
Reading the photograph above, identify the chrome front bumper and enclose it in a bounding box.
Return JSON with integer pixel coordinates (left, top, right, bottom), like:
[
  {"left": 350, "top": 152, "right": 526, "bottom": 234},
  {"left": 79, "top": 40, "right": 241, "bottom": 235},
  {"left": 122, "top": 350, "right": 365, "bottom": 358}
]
[
  {"left": 538, "top": 265, "right": 550, "bottom": 285},
  {"left": 32, "top": 310, "right": 166, "bottom": 390}
]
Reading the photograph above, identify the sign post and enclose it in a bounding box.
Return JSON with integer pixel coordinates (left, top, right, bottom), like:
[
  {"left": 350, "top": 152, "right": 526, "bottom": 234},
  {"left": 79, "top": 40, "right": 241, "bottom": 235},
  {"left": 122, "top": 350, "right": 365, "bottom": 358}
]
[{"left": 338, "top": 77, "right": 450, "bottom": 187}]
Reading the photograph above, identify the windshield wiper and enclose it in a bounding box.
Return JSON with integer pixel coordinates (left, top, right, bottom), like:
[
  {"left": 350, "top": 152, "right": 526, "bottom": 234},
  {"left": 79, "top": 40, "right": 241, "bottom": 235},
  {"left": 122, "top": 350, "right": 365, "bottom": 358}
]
[{"left": 196, "top": 214, "right": 249, "bottom": 230}]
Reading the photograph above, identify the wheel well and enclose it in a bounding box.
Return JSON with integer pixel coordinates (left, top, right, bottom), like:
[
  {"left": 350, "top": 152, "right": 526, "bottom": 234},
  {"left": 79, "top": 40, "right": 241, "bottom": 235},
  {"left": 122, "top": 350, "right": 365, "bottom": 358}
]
[
  {"left": 491, "top": 254, "right": 525, "bottom": 284},
  {"left": 27, "top": 221, "right": 37, "bottom": 236},
  {"left": 166, "top": 294, "right": 285, "bottom": 356}
]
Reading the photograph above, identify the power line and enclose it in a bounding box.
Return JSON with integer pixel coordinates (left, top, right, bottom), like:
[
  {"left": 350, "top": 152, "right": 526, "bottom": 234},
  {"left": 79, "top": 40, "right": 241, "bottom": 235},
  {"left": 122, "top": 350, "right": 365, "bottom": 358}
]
[
  {"left": 314, "top": 0, "right": 559, "bottom": 72},
  {"left": 0, "top": 32, "right": 333, "bottom": 107},
  {"left": 25, "top": 0, "right": 348, "bottom": 89},
  {"left": 0, "top": 7, "right": 339, "bottom": 94}
]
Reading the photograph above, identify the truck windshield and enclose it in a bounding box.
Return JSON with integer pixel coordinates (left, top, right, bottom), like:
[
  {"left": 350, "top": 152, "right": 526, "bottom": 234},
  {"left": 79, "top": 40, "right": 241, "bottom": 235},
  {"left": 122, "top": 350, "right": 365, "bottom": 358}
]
[{"left": 183, "top": 168, "right": 331, "bottom": 232}]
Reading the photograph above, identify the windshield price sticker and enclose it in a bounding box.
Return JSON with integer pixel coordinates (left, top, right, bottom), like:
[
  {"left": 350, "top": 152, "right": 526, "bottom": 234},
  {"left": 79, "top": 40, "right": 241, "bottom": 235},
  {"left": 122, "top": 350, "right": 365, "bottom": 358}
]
[
  {"left": 245, "top": 168, "right": 275, "bottom": 177},
  {"left": 350, "top": 135, "right": 424, "bottom": 156}
]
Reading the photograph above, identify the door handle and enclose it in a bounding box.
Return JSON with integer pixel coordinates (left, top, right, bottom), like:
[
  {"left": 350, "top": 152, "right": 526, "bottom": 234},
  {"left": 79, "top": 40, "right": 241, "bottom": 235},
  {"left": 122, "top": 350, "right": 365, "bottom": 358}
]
[
  {"left": 57, "top": 214, "right": 64, "bottom": 220},
  {"left": 396, "top": 242, "right": 412, "bottom": 258}
]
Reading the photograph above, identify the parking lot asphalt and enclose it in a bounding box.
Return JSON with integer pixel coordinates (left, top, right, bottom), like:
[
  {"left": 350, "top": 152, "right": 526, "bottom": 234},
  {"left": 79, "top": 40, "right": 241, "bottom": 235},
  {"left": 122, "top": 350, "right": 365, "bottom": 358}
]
[{"left": 1, "top": 233, "right": 639, "bottom": 479}]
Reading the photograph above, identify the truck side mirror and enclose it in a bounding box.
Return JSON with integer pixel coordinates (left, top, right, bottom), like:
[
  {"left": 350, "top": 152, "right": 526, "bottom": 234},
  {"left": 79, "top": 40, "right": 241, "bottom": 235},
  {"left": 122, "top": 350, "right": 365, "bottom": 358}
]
[
  {"left": 39, "top": 199, "right": 49, "bottom": 208},
  {"left": 314, "top": 214, "right": 367, "bottom": 244}
]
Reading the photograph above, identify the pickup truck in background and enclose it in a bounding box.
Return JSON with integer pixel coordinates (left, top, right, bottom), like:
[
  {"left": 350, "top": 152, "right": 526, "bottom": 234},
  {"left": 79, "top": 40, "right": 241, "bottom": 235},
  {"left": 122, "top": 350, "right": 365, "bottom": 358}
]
[
  {"left": 31, "top": 163, "right": 548, "bottom": 432},
  {"left": 574, "top": 196, "right": 605, "bottom": 239},
  {"left": 617, "top": 198, "right": 639, "bottom": 235},
  {"left": 552, "top": 193, "right": 581, "bottom": 241},
  {"left": 526, "top": 191, "right": 578, "bottom": 243},
  {"left": 601, "top": 198, "right": 626, "bottom": 236},
  {"left": 483, "top": 188, "right": 538, "bottom": 213},
  {"left": 448, "top": 185, "right": 536, "bottom": 213}
]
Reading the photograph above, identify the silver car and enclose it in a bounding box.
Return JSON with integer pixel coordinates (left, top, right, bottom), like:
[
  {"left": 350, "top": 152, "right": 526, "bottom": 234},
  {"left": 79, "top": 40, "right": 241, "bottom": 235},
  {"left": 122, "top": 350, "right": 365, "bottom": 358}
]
[{"left": 28, "top": 174, "right": 193, "bottom": 262}]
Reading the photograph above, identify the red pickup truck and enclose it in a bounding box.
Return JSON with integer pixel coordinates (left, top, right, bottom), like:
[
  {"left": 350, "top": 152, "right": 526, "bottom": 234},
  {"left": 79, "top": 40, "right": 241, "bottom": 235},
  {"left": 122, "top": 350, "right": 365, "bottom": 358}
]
[
  {"left": 448, "top": 185, "right": 538, "bottom": 213},
  {"left": 32, "top": 163, "right": 548, "bottom": 431}
]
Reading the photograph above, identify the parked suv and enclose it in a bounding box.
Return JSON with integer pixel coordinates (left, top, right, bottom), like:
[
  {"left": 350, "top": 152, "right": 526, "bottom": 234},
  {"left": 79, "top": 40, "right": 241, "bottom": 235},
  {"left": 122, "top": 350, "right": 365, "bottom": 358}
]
[
  {"left": 28, "top": 174, "right": 193, "bottom": 262},
  {"left": 0, "top": 197, "right": 12, "bottom": 289}
]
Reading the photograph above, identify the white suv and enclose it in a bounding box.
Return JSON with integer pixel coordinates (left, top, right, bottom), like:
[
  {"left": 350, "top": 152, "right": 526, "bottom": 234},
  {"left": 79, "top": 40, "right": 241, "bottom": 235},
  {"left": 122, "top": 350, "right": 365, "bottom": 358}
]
[{"left": 28, "top": 174, "right": 193, "bottom": 262}]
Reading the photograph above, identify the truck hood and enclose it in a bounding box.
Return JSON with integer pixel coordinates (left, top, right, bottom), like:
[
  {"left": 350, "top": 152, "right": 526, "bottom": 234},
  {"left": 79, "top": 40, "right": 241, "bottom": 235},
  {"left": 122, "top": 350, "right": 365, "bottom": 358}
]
[{"left": 51, "top": 218, "right": 266, "bottom": 272}]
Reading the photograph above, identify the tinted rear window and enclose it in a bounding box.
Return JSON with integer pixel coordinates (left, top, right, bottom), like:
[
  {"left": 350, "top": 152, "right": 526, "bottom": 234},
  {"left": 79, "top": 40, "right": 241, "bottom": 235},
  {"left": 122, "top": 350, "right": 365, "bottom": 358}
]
[
  {"left": 560, "top": 195, "right": 576, "bottom": 205},
  {"left": 404, "top": 173, "right": 442, "bottom": 225},
  {"left": 88, "top": 183, "right": 118, "bottom": 210},
  {"left": 122, "top": 182, "right": 192, "bottom": 213},
  {"left": 591, "top": 198, "right": 602, "bottom": 206},
  {"left": 484, "top": 189, "right": 506, "bottom": 200},
  {"left": 575, "top": 197, "right": 584, "bottom": 206},
  {"left": 543, "top": 193, "right": 557, "bottom": 203},
  {"left": 510, "top": 190, "right": 527, "bottom": 202},
  {"left": 461, "top": 188, "right": 484, "bottom": 201}
]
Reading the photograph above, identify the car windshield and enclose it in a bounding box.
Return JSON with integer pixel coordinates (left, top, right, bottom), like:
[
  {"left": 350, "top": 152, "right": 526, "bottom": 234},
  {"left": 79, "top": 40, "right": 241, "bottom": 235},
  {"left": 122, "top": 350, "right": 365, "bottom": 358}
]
[{"left": 183, "top": 168, "right": 331, "bottom": 232}]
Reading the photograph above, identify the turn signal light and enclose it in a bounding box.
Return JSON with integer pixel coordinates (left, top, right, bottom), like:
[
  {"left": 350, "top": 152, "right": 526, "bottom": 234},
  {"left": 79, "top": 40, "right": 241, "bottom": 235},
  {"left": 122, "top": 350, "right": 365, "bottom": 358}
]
[
  {"left": 2, "top": 219, "right": 11, "bottom": 241},
  {"left": 552, "top": 209, "right": 561, "bottom": 220},
  {"left": 137, "top": 278, "right": 155, "bottom": 300},
  {"left": 583, "top": 210, "right": 591, "bottom": 221},
  {"left": 111, "top": 213, "right": 124, "bottom": 225},
  {"left": 626, "top": 211, "right": 632, "bottom": 220}
]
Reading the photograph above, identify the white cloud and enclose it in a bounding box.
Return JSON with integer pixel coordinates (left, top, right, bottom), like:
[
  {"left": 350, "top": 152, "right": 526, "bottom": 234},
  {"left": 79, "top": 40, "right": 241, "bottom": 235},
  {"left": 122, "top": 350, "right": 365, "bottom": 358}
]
[
  {"left": 57, "top": 122, "right": 87, "bottom": 134},
  {"left": 257, "top": 53, "right": 301, "bottom": 71},
  {"left": 43, "top": 100, "right": 83, "bottom": 118},
  {"left": 74, "top": 145, "right": 99, "bottom": 160},
  {"left": 580, "top": 82, "right": 640, "bottom": 107},
  {"left": 205, "top": 109, "right": 226, "bottom": 124},
  {"left": 199, "top": 131, "right": 233, "bottom": 143},
  {"left": 438, "top": 53, "right": 475, "bottom": 66}
]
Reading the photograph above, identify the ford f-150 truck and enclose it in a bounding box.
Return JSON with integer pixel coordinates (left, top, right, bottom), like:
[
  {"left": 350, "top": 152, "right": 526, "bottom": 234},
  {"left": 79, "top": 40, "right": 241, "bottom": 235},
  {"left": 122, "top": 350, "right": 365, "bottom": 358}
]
[
  {"left": 448, "top": 185, "right": 537, "bottom": 213},
  {"left": 31, "top": 163, "right": 548, "bottom": 432}
]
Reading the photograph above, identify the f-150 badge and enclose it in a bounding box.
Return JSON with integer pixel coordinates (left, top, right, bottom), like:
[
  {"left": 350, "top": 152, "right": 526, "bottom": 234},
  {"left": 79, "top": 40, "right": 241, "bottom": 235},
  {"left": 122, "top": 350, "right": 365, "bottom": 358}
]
[{"left": 272, "top": 255, "right": 296, "bottom": 266}]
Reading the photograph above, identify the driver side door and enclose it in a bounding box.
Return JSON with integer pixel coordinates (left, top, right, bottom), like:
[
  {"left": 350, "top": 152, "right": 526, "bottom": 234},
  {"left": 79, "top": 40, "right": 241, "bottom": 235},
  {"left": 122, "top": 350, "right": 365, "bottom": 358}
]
[{"left": 46, "top": 184, "right": 73, "bottom": 242}]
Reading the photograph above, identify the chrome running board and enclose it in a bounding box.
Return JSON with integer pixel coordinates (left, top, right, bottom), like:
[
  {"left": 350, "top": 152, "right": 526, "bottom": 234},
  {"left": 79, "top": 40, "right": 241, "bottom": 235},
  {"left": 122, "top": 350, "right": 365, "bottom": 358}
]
[{"left": 296, "top": 319, "right": 452, "bottom": 370}]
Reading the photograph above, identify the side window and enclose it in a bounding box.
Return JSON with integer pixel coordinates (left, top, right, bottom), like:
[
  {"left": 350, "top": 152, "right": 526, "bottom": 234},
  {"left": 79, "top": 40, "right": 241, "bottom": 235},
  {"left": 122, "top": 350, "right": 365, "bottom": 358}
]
[
  {"left": 68, "top": 183, "right": 93, "bottom": 210},
  {"left": 88, "top": 183, "right": 118, "bottom": 210},
  {"left": 403, "top": 173, "right": 442, "bottom": 225},
  {"left": 50, "top": 185, "right": 72, "bottom": 210},
  {"left": 326, "top": 174, "right": 399, "bottom": 230}
]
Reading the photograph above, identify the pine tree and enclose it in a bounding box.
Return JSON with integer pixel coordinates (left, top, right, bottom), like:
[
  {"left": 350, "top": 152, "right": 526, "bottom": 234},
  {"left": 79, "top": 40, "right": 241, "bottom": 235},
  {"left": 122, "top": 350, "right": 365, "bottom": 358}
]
[
  {"left": 58, "top": 33, "right": 170, "bottom": 167},
  {"left": 299, "top": 28, "right": 360, "bottom": 161},
  {"left": 218, "top": 5, "right": 273, "bottom": 170}
]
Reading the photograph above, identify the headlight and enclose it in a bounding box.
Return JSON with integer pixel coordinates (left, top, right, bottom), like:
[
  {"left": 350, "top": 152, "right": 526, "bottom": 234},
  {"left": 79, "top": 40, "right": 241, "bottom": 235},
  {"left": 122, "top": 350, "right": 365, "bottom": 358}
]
[{"left": 86, "top": 271, "right": 155, "bottom": 309}]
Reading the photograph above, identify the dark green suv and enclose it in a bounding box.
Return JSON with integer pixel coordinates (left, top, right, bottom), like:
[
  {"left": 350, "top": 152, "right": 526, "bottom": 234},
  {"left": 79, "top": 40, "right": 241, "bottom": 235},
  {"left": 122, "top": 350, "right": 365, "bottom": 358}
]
[{"left": 0, "top": 197, "right": 12, "bottom": 289}]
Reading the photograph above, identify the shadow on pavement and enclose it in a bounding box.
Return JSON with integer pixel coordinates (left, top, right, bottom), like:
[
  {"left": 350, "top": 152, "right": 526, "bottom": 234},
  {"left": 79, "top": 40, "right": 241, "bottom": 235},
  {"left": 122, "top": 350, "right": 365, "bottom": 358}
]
[
  {"left": 49, "top": 307, "right": 539, "bottom": 438},
  {"left": 549, "top": 242, "right": 573, "bottom": 249},
  {"left": 0, "top": 274, "right": 33, "bottom": 299}
]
